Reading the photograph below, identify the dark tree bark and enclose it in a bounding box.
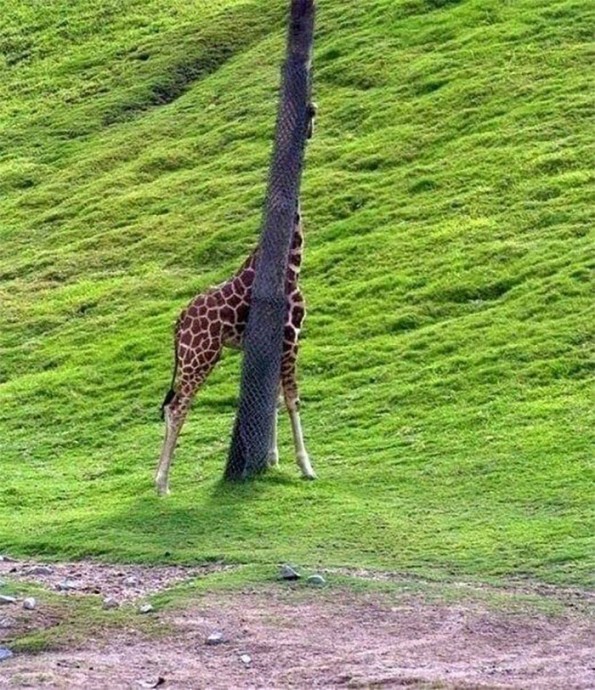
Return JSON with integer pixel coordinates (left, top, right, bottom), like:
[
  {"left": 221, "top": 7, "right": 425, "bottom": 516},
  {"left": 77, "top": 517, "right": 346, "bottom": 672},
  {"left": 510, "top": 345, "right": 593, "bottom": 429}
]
[{"left": 225, "top": 0, "right": 316, "bottom": 480}]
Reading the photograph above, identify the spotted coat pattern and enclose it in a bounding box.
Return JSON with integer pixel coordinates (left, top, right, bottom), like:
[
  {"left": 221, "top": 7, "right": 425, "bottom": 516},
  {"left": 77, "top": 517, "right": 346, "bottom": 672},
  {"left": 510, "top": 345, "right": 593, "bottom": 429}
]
[{"left": 166, "top": 212, "right": 306, "bottom": 425}]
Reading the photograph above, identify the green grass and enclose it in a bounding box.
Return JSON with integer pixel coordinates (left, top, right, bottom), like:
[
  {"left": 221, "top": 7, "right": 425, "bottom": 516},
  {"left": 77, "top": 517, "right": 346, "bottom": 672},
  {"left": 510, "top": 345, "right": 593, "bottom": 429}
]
[{"left": 0, "top": 0, "right": 593, "bottom": 587}]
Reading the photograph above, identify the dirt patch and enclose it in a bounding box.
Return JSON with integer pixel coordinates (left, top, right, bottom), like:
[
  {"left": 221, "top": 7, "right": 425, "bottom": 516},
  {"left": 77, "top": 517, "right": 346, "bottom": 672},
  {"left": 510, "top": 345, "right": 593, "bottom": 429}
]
[
  {"left": 0, "top": 557, "right": 231, "bottom": 601},
  {"left": 1, "top": 604, "right": 67, "bottom": 660},
  {"left": 1, "top": 586, "right": 593, "bottom": 689}
]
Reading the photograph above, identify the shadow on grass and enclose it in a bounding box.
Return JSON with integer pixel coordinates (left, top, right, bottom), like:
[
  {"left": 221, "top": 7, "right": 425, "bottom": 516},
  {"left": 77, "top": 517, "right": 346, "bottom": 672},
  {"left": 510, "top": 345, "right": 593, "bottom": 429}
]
[{"left": 25, "top": 469, "right": 314, "bottom": 564}]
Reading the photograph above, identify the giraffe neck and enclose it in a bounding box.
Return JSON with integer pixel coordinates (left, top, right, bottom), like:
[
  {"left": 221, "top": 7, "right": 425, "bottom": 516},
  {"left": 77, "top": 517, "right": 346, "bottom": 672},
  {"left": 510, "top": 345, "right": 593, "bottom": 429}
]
[
  {"left": 236, "top": 210, "right": 304, "bottom": 282},
  {"left": 288, "top": 209, "right": 304, "bottom": 278}
]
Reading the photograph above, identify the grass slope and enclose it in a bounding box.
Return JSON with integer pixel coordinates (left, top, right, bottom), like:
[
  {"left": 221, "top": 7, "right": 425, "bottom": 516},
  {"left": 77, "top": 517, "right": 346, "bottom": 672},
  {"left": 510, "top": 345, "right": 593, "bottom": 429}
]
[{"left": 0, "top": 0, "right": 593, "bottom": 586}]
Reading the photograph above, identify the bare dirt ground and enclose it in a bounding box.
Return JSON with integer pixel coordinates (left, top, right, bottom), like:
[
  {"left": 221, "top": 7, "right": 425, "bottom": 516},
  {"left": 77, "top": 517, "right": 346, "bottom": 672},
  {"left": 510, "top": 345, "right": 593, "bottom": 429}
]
[
  {"left": 0, "top": 557, "right": 231, "bottom": 601},
  {"left": 1, "top": 558, "right": 594, "bottom": 689}
]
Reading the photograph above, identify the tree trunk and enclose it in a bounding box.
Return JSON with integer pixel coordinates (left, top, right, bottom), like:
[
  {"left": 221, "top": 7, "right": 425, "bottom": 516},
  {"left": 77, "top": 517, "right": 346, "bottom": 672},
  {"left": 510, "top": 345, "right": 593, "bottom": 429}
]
[{"left": 225, "top": 0, "right": 316, "bottom": 480}]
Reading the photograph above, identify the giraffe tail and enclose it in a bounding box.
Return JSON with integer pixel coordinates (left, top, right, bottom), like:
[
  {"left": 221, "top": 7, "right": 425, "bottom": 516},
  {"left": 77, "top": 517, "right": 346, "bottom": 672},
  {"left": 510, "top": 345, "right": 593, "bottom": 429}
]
[{"left": 160, "top": 337, "right": 180, "bottom": 420}]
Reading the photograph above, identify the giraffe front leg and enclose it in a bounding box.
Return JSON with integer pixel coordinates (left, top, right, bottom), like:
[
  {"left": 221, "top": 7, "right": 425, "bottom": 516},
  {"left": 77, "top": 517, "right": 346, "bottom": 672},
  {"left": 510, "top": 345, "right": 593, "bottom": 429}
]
[
  {"left": 281, "top": 346, "right": 316, "bottom": 480},
  {"left": 287, "top": 399, "right": 316, "bottom": 480},
  {"left": 266, "top": 393, "right": 283, "bottom": 467}
]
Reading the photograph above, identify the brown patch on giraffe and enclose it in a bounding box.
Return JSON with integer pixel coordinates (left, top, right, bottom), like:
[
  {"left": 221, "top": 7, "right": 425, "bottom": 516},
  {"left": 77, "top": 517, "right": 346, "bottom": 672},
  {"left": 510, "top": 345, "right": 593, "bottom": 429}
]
[
  {"left": 227, "top": 293, "right": 242, "bottom": 308},
  {"left": 220, "top": 305, "right": 234, "bottom": 322},
  {"left": 239, "top": 270, "right": 254, "bottom": 289},
  {"left": 292, "top": 305, "right": 304, "bottom": 325}
]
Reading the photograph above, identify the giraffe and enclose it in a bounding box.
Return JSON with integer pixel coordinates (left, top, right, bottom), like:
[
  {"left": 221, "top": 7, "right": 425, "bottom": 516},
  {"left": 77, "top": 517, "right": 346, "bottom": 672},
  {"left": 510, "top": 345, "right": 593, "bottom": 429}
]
[{"left": 155, "top": 106, "right": 317, "bottom": 496}]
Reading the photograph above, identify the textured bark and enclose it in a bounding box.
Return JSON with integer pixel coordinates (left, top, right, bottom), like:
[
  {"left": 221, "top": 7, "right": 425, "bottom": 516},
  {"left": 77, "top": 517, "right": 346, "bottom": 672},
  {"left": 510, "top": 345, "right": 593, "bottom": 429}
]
[{"left": 225, "top": 0, "right": 316, "bottom": 480}]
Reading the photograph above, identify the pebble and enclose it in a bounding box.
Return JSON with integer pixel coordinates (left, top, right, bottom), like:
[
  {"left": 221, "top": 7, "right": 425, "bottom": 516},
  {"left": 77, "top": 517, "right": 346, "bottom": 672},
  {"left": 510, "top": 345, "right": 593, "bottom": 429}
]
[
  {"left": 279, "top": 564, "right": 301, "bottom": 580},
  {"left": 137, "top": 678, "right": 165, "bottom": 689},
  {"left": 0, "top": 555, "right": 15, "bottom": 563},
  {"left": 0, "top": 596, "right": 16, "bottom": 606},
  {"left": 239, "top": 653, "right": 252, "bottom": 666},
  {"left": 123, "top": 576, "right": 139, "bottom": 586},
  {"left": 102, "top": 597, "right": 119, "bottom": 610},
  {"left": 307, "top": 574, "right": 326, "bottom": 586},
  {"left": 23, "top": 598, "right": 36, "bottom": 610},
  {"left": 138, "top": 603, "right": 154, "bottom": 614},
  {"left": 57, "top": 580, "right": 78, "bottom": 592},
  {"left": 205, "top": 632, "right": 225, "bottom": 646},
  {"left": 28, "top": 565, "right": 53, "bottom": 576},
  {"left": 0, "top": 647, "right": 13, "bottom": 662}
]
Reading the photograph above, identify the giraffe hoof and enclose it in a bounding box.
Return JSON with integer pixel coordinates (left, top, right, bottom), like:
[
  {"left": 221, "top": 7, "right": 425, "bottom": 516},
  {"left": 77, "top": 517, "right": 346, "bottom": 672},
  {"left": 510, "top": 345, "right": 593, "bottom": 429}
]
[
  {"left": 301, "top": 471, "right": 317, "bottom": 481},
  {"left": 267, "top": 451, "right": 280, "bottom": 467}
]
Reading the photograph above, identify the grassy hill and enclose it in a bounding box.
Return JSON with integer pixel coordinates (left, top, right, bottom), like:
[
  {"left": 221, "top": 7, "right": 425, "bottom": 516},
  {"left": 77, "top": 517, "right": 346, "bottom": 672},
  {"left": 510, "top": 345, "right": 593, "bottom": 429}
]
[{"left": 0, "top": 0, "right": 593, "bottom": 586}]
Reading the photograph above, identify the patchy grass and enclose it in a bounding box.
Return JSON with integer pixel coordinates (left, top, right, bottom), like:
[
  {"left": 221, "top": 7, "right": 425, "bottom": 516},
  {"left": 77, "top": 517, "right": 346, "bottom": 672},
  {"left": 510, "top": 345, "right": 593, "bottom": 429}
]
[
  {"left": 149, "top": 563, "right": 591, "bottom": 620},
  {"left": 0, "top": 0, "right": 593, "bottom": 587},
  {"left": 0, "top": 579, "right": 164, "bottom": 653},
  {"left": 2, "top": 563, "right": 587, "bottom": 656}
]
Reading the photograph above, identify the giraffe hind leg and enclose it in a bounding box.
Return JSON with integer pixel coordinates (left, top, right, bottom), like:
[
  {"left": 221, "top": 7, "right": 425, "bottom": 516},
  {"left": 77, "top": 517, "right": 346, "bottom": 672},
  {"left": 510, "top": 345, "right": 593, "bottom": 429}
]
[
  {"left": 155, "top": 398, "right": 185, "bottom": 496},
  {"left": 155, "top": 343, "right": 221, "bottom": 495},
  {"left": 160, "top": 388, "right": 176, "bottom": 420},
  {"left": 281, "top": 344, "right": 316, "bottom": 480}
]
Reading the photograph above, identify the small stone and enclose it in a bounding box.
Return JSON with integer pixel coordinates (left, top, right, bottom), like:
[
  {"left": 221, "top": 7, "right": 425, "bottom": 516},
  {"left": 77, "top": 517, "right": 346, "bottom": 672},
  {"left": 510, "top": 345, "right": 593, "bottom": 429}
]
[
  {"left": 102, "top": 597, "right": 119, "bottom": 610},
  {"left": 123, "top": 576, "right": 138, "bottom": 586},
  {"left": 28, "top": 565, "right": 53, "bottom": 576},
  {"left": 138, "top": 603, "right": 153, "bottom": 614},
  {"left": 306, "top": 574, "right": 326, "bottom": 586},
  {"left": 0, "top": 647, "right": 13, "bottom": 662},
  {"left": 136, "top": 678, "right": 165, "bottom": 689},
  {"left": 239, "top": 653, "right": 252, "bottom": 666},
  {"left": 279, "top": 564, "right": 301, "bottom": 581},
  {"left": 23, "top": 598, "right": 36, "bottom": 610},
  {"left": 205, "top": 632, "right": 225, "bottom": 646},
  {"left": 57, "top": 580, "right": 78, "bottom": 591},
  {"left": 0, "top": 555, "right": 15, "bottom": 563},
  {"left": 0, "top": 596, "right": 16, "bottom": 606}
]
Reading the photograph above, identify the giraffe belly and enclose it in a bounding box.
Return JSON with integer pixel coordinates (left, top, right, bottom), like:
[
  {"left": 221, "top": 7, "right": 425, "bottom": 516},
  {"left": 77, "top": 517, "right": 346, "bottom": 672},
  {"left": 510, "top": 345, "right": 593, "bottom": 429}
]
[{"left": 222, "top": 325, "right": 245, "bottom": 350}]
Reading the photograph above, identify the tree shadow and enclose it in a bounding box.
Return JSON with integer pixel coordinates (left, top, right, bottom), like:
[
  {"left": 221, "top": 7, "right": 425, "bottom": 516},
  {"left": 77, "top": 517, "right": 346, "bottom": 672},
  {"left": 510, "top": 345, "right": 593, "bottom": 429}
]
[{"left": 54, "top": 469, "right": 309, "bottom": 564}]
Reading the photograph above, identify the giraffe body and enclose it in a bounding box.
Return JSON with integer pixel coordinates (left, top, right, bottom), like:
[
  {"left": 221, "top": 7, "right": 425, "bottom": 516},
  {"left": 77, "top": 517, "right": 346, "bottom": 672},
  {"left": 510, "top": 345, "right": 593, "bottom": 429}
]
[{"left": 155, "top": 212, "right": 315, "bottom": 495}]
